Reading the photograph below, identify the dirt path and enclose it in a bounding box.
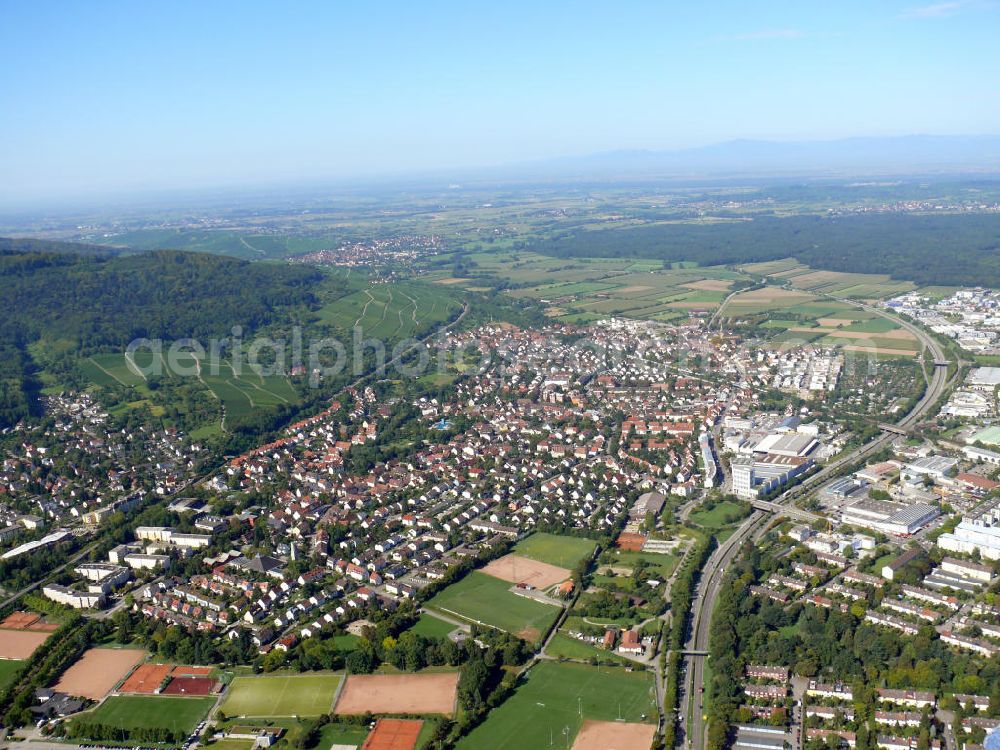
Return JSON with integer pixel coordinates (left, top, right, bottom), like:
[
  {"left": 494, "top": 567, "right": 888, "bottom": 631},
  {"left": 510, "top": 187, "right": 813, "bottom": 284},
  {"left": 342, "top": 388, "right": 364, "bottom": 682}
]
[
  {"left": 394, "top": 289, "right": 419, "bottom": 336},
  {"left": 239, "top": 236, "right": 265, "bottom": 256},
  {"left": 353, "top": 290, "right": 376, "bottom": 328},
  {"left": 194, "top": 357, "right": 227, "bottom": 433},
  {"left": 123, "top": 350, "right": 149, "bottom": 381},
  {"left": 87, "top": 358, "right": 130, "bottom": 387}
]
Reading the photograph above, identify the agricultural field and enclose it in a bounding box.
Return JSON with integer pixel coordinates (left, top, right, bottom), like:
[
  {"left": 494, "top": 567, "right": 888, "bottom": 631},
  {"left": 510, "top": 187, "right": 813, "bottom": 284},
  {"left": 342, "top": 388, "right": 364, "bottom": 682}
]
[
  {"left": 218, "top": 673, "right": 343, "bottom": 718},
  {"left": 455, "top": 661, "right": 657, "bottom": 750},
  {"left": 739, "top": 259, "right": 916, "bottom": 299},
  {"left": 95, "top": 228, "right": 338, "bottom": 260},
  {"left": 315, "top": 280, "right": 462, "bottom": 340},
  {"left": 425, "top": 572, "right": 561, "bottom": 643},
  {"left": 442, "top": 250, "right": 746, "bottom": 323},
  {"left": 717, "top": 276, "right": 921, "bottom": 358},
  {"left": 76, "top": 346, "right": 300, "bottom": 432},
  {"left": 75, "top": 695, "right": 215, "bottom": 737},
  {"left": 512, "top": 532, "right": 597, "bottom": 568}
]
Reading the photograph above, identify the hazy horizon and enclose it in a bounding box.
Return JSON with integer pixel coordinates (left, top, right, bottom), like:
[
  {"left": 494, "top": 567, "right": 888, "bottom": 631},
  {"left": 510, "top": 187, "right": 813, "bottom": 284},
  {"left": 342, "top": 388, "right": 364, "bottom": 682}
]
[{"left": 3, "top": 1, "right": 1000, "bottom": 208}]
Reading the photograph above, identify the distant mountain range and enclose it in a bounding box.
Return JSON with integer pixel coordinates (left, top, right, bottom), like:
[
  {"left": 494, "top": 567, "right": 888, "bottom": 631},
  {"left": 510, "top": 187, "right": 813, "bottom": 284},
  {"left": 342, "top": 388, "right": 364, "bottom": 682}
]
[{"left": 503, "top": 135, "right": 1000, "bottom": 180}]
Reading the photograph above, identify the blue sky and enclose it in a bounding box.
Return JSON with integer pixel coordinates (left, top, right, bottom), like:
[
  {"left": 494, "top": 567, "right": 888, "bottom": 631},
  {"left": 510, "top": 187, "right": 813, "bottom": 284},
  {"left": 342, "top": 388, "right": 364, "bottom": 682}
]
[{"left": 1, "top": 0, "right": 998, "bottom": 205}]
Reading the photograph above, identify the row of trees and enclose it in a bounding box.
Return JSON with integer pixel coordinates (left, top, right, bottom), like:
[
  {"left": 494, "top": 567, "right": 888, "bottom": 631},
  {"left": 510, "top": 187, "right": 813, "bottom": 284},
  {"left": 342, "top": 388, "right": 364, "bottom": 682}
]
[
  {"left": 663, "top": 534, "right": 717, "bottom": 748},
  {"left": 65, "top": 722, "right": 182, "bottom": 744}
]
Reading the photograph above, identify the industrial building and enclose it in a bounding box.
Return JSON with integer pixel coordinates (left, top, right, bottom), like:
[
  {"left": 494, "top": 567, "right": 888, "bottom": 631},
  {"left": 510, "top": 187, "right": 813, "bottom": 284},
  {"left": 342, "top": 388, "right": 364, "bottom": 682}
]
[
  {"left": 937, "top": 498, "right": 1000, "bottom": 561},
  {"left": 841, "top": 497, "right": 940, "bottom": 536}
]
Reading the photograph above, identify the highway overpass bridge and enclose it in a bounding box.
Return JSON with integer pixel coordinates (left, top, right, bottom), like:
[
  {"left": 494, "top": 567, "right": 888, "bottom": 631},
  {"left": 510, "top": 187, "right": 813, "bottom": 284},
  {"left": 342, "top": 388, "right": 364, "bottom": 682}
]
[{"left": 750, "top": 499, "right": 822, "bottom": 523}]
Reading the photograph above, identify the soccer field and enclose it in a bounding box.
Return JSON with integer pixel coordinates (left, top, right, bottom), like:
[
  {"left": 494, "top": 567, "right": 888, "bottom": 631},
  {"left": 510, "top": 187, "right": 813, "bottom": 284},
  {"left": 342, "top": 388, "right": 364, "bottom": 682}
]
[
  {"left": 456, "top": 661, "right": 657, "bottom": 750},
  {"left": 426, "top": 572, "right": 560, "bottom": 643},
  {"left": 513, "top": 533, "right": 596, "bottom": 568},
  {"left": 219, "top": 673, "right": 343, "bottom": 717},
  {"left": 79, "top": 695, "right": 215, "bottom": 735}
]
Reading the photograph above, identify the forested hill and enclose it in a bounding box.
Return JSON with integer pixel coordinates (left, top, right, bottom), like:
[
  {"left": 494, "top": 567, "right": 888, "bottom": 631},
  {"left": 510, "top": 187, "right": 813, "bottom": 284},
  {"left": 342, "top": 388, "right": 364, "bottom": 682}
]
[
  {"left": 0, "top": 236, "right": 120, "bottom": 256},
  {"left": 0, "top": 241, "right": 326, "bottom": 430},
  {"left": 526, "top": 213, "right": 1000, "bottom": 288},
  {"left": 0, "top": 244, "right": 322, "bottom": 347}
]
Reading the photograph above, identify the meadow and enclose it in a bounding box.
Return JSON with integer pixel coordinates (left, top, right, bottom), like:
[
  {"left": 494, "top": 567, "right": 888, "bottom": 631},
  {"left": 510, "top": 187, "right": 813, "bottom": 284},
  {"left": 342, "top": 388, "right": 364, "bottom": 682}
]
[
  {"left": 455, "top": 661, "right": 657, "bottom": 750},
  {"left": 425, "top": 572, "right": 561, "bottom": 643}
]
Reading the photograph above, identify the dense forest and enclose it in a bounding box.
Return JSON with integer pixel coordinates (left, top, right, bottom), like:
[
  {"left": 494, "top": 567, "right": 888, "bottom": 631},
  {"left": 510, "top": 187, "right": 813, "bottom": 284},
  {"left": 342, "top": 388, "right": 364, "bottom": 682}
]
[
  {"left": 0, "top": 238, "right": 326, "bottom": 430},
  {"left": 526, "top": 213, "right": 1000, "bottom": 287}
]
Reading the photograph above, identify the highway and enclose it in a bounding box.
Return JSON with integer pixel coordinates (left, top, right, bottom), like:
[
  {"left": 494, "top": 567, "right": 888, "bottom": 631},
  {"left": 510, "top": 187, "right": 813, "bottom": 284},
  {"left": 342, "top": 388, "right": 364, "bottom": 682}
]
[{"left": 675, "top": 295, "right": 957, "bottom": 750}]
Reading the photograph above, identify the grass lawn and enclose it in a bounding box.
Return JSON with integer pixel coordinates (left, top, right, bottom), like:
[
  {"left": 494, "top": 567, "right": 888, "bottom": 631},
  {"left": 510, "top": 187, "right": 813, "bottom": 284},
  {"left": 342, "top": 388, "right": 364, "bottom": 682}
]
[
  {"left": 203, "top": 740, "right": 253, "bottom": 750},
  {"left": 513, "top": 533, "right": 596, "bottom": 568},
  {"left": 408, "top": 614, "right": 458, "bottom": 640},
  {"left": 332, "top": 633, "right": 362, "bottom": 652},
  {"left": 0, "top": 659, "right": 23, "bottom": 692},
  {"left": 689, "top": 500, "right": 749, "bottom": 530},
  {"left": 426, "top": 572, "right": 560, "bottom": 643},
  {"left": 219, "top": 673, "right": 343, "bottom": 717},
  {"left": 604, "top": 549, "right": 681, "bottom": 580},
  {"left": 544, "top": 633, "right": 631, "bottom": 666},
  {"left": 456, "top": 661, "right": 656, "bottom": 750},
  {"left": 79, "top": 695, "right": 214, "bottom": 735},
  {"left": 318, "top": 722, "right": 369, "bottom": 748}
]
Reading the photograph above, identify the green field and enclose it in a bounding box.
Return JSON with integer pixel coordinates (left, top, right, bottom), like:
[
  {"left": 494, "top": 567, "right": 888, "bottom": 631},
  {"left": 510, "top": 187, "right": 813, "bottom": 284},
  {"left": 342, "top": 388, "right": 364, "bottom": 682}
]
[
  {"left": 454, "top": 250, "right": 743, "bottom": 322},
  {"left": 316, "top": 281, "right": 462, "bottom": 339},
  {"left": 426, "top": 572, "right": 561, "bottom": 642},
  {"left": 456, "top": 661, "right": 657, "bottom": 750},
  {"left": 689, "top": 500, "right": 750, "bottom": 530},
  {"left": 408, "top": 614, "right": 459, "bottom": 640},
  {"left": 0, "top": 660, "right": 24, "bottom": 693},
  {"left": 81, "top": 348, "right": 300, "bottom": 428},
  {"left": 513, "top": 533, "right": 596, "bottom": 568},
  {"left": 218, "top": 673, "right": 343, "bottom": 717},
  {"left": 602, "top": 548, "right": 681, "bottom": 581},
  {"left": 318, "top": 723, "right": 370, "bottom": 748},
  {"left": 77, "top": 695, "right": 215, "bottom": 735},
  {"left": 544, "top": 633, "right": 632, "bottom": 665}
]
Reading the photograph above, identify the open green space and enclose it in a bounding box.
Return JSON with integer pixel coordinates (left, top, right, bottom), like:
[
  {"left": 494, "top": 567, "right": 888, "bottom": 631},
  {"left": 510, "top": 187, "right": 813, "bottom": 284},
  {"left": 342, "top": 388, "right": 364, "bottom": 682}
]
[
  {"left": 513, "top": 533, "right": 596, "bottom": 568},
  {"left": 315, "top": 281, "right": 462, "bottom": 339},
  {"left": 318, "top": 722, "right": 370, "bottom": 748},
  {"left": 407, "top": 614, "right": 459, "bottom": 640},
  {"left": 77, "top": 695, "right": 215, "bottom": 736},
  {"left": 0, "top": 660, "right": 24, "bottom": 693},
  {"left": 425, "top": 572, "right": 560, "bottom": 643},
  {"left": 604, "top": 548, "right": 682, "bottom": 580},
  {"left": 544, "top": 633, "right": 632, "bottom": 666},
  {"left": 218, "top": 673, "right": 343, "bottom": 718},
  {"left": 689, "top": 500, "right": 750, "bottom": 530},
  {"left": 456, "top": 661, "right": 656, "bottom": 750}
]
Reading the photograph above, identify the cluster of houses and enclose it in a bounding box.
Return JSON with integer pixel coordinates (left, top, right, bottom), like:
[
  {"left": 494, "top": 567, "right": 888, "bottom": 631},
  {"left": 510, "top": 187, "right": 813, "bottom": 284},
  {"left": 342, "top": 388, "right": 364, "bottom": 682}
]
[{"left": 0, "top": 391, "right": 203, "bottom": 560}]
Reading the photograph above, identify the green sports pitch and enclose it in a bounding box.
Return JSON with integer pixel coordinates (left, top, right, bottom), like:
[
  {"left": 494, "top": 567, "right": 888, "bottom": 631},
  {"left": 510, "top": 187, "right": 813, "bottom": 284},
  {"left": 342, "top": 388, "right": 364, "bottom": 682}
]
[
  {"left": 218, "top": 673, "right": 343, "bottom": 717},
  {"left": 512, "top": 532, "right": 597, "bottom": 568},
  {"left": 456, "top": 661, "right": 657, "bottom": 750},
  {"left": 425, "top": 572, "right": 560, "bottom": 643},
  {"left": 77, "top": 695, "right": 215, "bottom": 736}
]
